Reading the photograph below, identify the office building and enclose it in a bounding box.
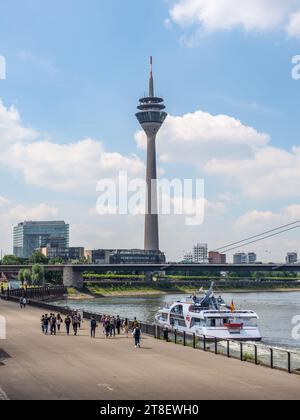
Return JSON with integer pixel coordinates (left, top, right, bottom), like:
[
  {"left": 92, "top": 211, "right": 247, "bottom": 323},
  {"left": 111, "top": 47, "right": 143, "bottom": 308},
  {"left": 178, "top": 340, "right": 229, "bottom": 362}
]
[
  {"left": 13, "top": 221, "right": 69, "bottom": 258},
  {"left": 233, "top": 252, "right": 257, "bottom": 264},
  {"left": 208, "top": 251, "right": 227, "bottom": 264},
  {"left": 233, "top": 253, "right": 248, "bottom": 264},
  {"left": 286, "top": 252, "right": 298, "bottom": 264},
  {"left": 193, "top": 243, "right": 208, "bottom": 264},
  {"left": 84, "top": 249, "right": 166, "bottom": 265},
  {"left": 40, "top": 246, "right": 84, "bottom": 262}
]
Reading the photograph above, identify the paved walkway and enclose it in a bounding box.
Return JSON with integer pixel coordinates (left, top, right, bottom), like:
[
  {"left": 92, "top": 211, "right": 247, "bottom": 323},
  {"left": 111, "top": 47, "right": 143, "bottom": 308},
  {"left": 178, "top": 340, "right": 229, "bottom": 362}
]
[{"left": 0, "top": 299, "right": 300, "bottom": 400}]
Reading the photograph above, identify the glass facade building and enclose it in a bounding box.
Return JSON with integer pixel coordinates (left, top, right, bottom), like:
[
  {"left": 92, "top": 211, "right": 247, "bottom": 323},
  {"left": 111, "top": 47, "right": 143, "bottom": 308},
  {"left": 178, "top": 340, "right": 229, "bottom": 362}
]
[{"left": 13, "top": 221, "right": 69, "bottom": 258}]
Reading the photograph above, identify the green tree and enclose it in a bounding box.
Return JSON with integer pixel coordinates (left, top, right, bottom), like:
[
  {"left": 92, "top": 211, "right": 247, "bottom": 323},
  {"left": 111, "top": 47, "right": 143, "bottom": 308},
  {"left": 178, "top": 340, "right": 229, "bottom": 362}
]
[
  {"left": 32, "top": 264, "right": 45, "bottom": 285},
  {"left": 23, "top": 269, "right": 32, "bottom": 285},
  {"left": 28, "top": 252, "right": 49, "bottom": 265},
  {"left": 2, "top": 255, "right": 25, "bottom": 265},
  {"left": 49, "top": 257, "right": 64, "bottom": 265},
  {"left": 18, "top": 269, "right": 25, "bottom": 286}
]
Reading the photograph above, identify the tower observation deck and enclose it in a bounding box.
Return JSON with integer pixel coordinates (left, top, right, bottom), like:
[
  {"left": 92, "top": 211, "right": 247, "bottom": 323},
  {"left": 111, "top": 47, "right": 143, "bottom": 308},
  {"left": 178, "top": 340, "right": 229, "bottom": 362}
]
[{"left": 135, "top": 57, "right": 168, "bottom": 251}]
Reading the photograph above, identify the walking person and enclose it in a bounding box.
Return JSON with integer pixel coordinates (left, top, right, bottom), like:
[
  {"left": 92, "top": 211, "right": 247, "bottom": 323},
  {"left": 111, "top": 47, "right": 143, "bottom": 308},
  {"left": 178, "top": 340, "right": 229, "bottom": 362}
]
[
  {"left": 20, "top": 297, "right": 24, "bottom": 309},
  {"left": 123, "top": 318, "right": 129, "bottom": 338},
  {"left": 22, "top": 297, "right": 27, "bottom": 308},
  {"left": 131, "top": 317, "right": 139, "bottom": 330},
  {"left": 110, "top": 317, "right": 116, "bottom": 338},
  {"left": 77, "top": 312, "right": 82, "bottom": 329},
  {"left": 72, "top": 314, "right": 79, "bottom": 336},
  {"left": 105, "top": 318, "right": 111, "bottom": 338},
  {"left": 133, "top": 325, "right": 141, "bottom": 348},
  {"left": 90, "top": 316, "right": 97, "bottom": 338},
  {"left": 43, "top": 314, "right": 49, "bottom": 335},
  {"left": 50, "top": 314, "right": 57, "bottom": 335},
  {"left": 56, "top": 314, "right": 62, "bottom": 332},
  {"left": 41, "top": 315, "right": 45, "bottom": 333},
  {"left": 116, "top": 316, "right": 121, "bottom": 335},
  {"left": 65, "top": 315, "right": 71, "bottom": 336}
]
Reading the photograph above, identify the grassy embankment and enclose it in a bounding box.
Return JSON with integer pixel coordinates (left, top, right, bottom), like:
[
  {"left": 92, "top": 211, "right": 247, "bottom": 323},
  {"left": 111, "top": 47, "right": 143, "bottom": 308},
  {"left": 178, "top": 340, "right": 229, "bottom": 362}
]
[{"left": 74, "top": 273, "right": 300, "bottom": 297}]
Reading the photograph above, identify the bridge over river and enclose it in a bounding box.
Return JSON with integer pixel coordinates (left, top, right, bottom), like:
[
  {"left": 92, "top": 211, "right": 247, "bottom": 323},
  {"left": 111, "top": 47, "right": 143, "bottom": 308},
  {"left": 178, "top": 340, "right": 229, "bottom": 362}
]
[{"left": 1, "top": 263, "right": 300, "bottom": 288}]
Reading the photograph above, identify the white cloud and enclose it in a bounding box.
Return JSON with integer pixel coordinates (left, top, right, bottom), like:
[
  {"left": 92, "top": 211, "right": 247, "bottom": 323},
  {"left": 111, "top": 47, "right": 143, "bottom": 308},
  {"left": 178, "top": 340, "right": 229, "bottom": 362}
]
[
  {"left": 169, "top": 0, "right": 300, "bottom": 40},
  {"left": 136, "top": 109, "right": 300, "bottom": 200},
  {"left": 0, "top": 100, "right": 144, "bottom": 192},
  {"left": 8, "top": 203, "right": 59, "bottom": 221},
  {"left": 0, "top": 100, "right": 37, "bottom": 144},
  {"left": 235, "top": 205, "right": 300, "bottom": 234},
  {"left": 286, "top": 10, "right": 300, "bottom": 39},
  {"left": 205, "top": 146, "right": 300, "bottom": 199},
  {"left": 135, "top": 110, "right": 269, "bottom": 167},
  {"left": 0, "top": 196, "right": 10, "bottom": 207}
]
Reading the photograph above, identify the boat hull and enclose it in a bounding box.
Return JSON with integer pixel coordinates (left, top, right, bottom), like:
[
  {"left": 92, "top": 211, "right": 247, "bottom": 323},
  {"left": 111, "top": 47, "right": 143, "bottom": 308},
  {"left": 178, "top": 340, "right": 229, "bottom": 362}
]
[{"left": 155, "top": 320, "right": 262, "bottom": 342}]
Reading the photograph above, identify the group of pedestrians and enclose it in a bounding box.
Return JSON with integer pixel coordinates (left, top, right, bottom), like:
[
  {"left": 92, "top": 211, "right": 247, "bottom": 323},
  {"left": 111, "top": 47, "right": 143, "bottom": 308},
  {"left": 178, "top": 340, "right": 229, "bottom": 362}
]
[
  {"left": 40, "top": 311, "right": 142, "bottom": 348},
  {"left": 96, "top": 315, "right": 141, "bottom": 347},
  {"left": 40, "top": 312, "right": 82, "bottom": 336}
]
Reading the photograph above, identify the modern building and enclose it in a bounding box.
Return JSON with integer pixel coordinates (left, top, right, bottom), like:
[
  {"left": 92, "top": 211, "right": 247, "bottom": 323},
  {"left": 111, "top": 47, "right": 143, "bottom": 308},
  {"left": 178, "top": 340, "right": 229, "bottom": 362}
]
[
  {"left": 135, "top": 57, "right": 167, "bottom": 251},
  {"left": 182, "top": 252, "right": 194, "bottom": 264},
  {"left": 13, "top": 221, "right": 69, "bottom": 258},
  {"left": 233, "top": 253, "right": 248, "bottom": 264},
  {"left": 286, "top": 252, "right": 298, "bottom": 264},
  {"left": 40, "top": 246, "right": 84, "bottom": 262},
  {"left": 208, "top": 251, "right": 227, "bottom": 264},
  {"left": 247, "top": 252, "right": 257, "bottom": 264},
  {"left": 193, "top": 243, "right": 208, "bottom": 264},
  {"left": 84, "top": 249, "right": 112, "bottom": 264},
  {"left": 233, "top": 252, "right": 257, "bottom": 264},
  {"left": 84, "top": 249, "right": 166, "bottom": 265}
]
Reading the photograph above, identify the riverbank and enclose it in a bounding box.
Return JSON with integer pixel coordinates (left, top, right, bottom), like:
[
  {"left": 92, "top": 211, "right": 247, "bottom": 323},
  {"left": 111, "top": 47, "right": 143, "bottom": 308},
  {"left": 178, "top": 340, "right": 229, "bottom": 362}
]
[{"left": 68, "top": 283, "right": 300, "bottom": 299}]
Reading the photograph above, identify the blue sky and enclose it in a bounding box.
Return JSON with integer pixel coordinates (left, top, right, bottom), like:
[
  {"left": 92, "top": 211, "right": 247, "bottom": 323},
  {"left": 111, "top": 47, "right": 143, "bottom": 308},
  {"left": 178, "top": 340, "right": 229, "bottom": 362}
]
[{"left": 0, "top": 0, "right": 300, "bottom": 261}]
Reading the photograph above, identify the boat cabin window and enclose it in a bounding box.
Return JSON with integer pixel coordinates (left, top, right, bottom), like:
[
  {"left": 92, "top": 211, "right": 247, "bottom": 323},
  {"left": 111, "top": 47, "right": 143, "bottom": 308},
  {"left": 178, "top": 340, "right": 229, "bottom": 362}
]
[
  {"left": 191, "top": 318, "right": 203, "bottom": 327},
  {"left": 159, "top": 313, "right": 168, "bottom": 321},
  {"left": 171, "top": 305, "right": 183, "bottom": 315}
]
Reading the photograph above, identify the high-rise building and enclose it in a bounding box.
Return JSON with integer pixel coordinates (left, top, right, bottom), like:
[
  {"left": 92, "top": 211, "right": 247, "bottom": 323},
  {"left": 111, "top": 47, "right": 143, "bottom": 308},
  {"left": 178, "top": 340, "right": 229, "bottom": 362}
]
[
  {"left": 193, "top": 243, "right": 208, "bottom": 264},
  {"left": 136, "top": 57, "right": 167, "bottom": 251},
  {"left": 182, "top": 252, "right": 193, "bottom": 264},
  {"left": 13, "top": 221, "right": 69, "bottom": 258},
  {"left": 233, "top": 252, "right": 257, "bottom": 264},
  {"left": 208, "top": 251, "right": 227, "bottom": 264},
  {"left": 233, "top": 252, "right": 248, "bottom": 264},
  {"left": 286, "top": 252, "right": 298, "bottom": 264},
  {"left": 247, "top": 252, "right": 257, "bottom": 264}
]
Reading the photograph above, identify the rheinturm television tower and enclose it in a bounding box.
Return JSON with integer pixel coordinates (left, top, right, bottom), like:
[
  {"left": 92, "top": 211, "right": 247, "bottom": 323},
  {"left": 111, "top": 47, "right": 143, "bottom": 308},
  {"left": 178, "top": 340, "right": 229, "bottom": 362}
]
[{"left": 136, "top": 57, "right": 168, "bottom": 251}]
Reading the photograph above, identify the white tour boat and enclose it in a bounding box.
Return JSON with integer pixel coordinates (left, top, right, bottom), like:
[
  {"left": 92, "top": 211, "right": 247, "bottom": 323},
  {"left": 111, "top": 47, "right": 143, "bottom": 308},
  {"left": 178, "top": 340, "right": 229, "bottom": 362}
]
[{"left": 155, "top": 283, "right": 262, "bottom": 342}]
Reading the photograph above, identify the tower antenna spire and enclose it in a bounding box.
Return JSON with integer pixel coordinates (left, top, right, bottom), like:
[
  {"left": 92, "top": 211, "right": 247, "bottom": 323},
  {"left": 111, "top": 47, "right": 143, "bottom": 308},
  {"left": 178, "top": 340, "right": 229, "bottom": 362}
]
[{"left": 149, "top": 56, "right": 154, "bottom": 97}]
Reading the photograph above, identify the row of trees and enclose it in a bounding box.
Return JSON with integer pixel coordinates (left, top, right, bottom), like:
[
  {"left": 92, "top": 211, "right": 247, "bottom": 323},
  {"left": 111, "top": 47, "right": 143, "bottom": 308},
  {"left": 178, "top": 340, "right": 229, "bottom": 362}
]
[
  {"left": 0, "top": 252, "right": 89, "bottom": 266},
  {"left": 18, "top": 264, "right": 45, "bottom": 286}
]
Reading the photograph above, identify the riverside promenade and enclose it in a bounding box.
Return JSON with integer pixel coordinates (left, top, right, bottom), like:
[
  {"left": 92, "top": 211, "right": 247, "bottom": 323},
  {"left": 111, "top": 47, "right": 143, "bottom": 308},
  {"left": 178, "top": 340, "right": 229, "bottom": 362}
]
[{"left": 0, "top": 299, "right": 300, "bottom": 400}]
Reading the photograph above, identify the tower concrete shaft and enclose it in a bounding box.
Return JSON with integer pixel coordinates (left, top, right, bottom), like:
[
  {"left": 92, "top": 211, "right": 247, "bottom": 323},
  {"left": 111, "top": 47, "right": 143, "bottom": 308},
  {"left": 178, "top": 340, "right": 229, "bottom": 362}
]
[{"left": 136, "top": 58, "right": 167, "bottom": 251}]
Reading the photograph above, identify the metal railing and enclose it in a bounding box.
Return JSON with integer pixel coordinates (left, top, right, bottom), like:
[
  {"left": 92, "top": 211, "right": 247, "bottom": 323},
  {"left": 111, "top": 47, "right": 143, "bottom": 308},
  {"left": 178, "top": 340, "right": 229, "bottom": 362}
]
[{"left": 0, "top": 286, "right": 67, "bottom": 301}]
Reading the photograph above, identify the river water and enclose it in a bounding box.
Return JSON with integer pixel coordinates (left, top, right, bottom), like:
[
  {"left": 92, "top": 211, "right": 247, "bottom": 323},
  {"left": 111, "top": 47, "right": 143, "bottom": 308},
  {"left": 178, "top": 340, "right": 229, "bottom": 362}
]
[{"left": 52, "top": 291, "right": 300, "bottom": 350}]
